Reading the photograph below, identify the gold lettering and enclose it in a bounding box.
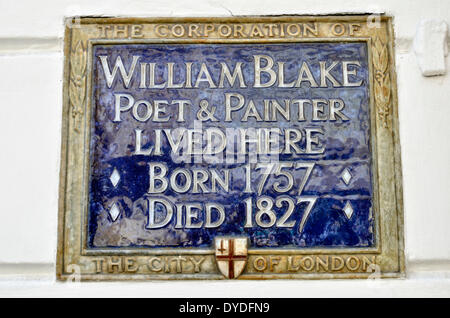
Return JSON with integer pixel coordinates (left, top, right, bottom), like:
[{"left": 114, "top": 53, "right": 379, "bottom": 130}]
[
  {"left": 92, "top": 258, "right": 104, "bottom": 273},
  {"left": 155, "top": 25, "right": 168, "bottom": 37},
  {"left": 362, "top": 256, "right": 377, "bottom": 271},
  {"left": 124, "top": 257, "right": 138, "bottom": 273},
  {"left": 107, "top": 256, "right": 122, "bottom": 273},
  {"left": 97, "top": 25, "right": 111, "bottom": 38},
  {"left": 265, "top": 24, "right": 278, "bottom": 37},
  {"left": 188, "top": 24, "right": 201, "bottom": 37},
  {"left": 349, "top": 23, "right": 361, "bottom": 36},
  {"left": 331, "top": 23, "right": 346, "bottom": 36},
  {"left": 189, "top": 257, "right": 205, "bottom": 273},
  {"left": 131, "top": 25, "right": 144, "bottom": 38},
  {"left": 304, "top": 23, "right": 318, "bottom": 36},
  {"left": 331, "top": 256, "right": 345, "bottom": 271},
  {"left": 172, "top": 24, "right": 185, "bottom": 37},
  {"left": 287, "top": 256, "right": 300, "bottom": 271},
  {"left": 300, "top": 256, "right": 314, "bottom": 271},
  {"left": 253, "top": 256, "right": 267, "bottom": 271},
  {"left": 286, "top": 24, "right": 301, "bottom": 37},
  {"left": 316, "top": 256, "right": 329, "bottom": 271},
  {"left": 234, "top": 24, "right": 246, "bottom": 37},
  {"left": 249, "top": 24, "right": 265, "bottom": 37},
  {"left": 149, "top": 257, "right": 162, "bottom": 272},
  {"left": 113, "top": 25, "right": 128, "bottom": 38},
  {"left": 218, "top": 25, "right": 232, "bottom": 37},
  {"left": 269, "top": 256, "right": 281, "bottom": 271},
  {"left": 346, "top": 256, "right": 361, "bottom": 271}
]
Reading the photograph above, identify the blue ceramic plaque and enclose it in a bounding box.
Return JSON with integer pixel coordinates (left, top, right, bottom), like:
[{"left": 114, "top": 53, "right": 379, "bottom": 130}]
[
  {"left": 89, "top": 42, "right": 373, "bottom": 249},
  {"left": 58, "top": 17, "right": 404, "bottom": 280}
]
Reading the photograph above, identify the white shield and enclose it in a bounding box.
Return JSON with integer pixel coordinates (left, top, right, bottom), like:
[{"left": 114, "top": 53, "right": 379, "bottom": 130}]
[{"left": 215, "top": 237, "right": 248, "bottom": 279}]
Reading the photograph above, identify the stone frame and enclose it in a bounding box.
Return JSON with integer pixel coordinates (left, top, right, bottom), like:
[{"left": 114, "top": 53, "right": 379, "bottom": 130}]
[{"left": 57, "top": 16, "right": 404, "bottom": 280}]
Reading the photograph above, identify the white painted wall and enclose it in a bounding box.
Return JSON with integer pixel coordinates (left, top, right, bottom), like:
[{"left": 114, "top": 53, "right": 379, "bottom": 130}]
[{"left": 0, "top": 0, "right": 449, "bottom": 297}]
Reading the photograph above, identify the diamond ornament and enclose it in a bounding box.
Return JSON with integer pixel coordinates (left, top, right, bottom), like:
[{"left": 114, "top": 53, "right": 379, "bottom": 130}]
[
  {"left": 343, "top": 201, "right": 354, "bottom": 219},
  {"left": 109, "top": 203, "right": 121, "bottom": 222},
  {"left": 110, "top": 168, "right": 120, "bottom": 187},
  {"left": 341, "top": 168, "right": 352, "bottom": 185}
]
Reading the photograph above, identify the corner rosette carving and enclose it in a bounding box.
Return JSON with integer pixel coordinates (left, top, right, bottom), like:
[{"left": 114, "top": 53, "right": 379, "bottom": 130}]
[
  {"left": 69, "top": 40, "right": 87, "bottom": 131},
  {"left": 372, "top": 37, "right": 391, "bottom": 129}
]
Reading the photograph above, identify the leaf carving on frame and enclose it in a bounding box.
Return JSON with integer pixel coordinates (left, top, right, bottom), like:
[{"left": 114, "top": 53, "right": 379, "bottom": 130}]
[
  {"left": 372, "top": 36, "right": 391, "bottom": 128},
  {"left": 69, "top": 40, "right": 87, "bottom": 131}
]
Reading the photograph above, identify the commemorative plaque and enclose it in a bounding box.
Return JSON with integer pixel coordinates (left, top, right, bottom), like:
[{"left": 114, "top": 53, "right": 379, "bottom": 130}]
[{"left": 57, "top": 16, "right": 404, "bottom": 280}]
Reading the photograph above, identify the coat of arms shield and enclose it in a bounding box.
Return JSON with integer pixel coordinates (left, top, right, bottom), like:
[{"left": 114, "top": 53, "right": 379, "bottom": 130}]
[{"left": 215, "top": 237, "right": 248, "bottom": 279}]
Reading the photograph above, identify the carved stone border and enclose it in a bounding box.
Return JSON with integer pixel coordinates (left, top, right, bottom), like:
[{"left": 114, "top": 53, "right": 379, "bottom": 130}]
[{"left": 57, "top": 16, "right": 404, "bottom": 280}]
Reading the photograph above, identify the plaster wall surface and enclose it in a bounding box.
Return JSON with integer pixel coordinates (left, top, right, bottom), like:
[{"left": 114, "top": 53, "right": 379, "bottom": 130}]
[{"left": 0, "top": 0, "right": 449, "bottom": 297}]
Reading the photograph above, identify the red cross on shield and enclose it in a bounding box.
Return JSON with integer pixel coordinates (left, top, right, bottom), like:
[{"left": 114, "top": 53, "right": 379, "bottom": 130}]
[{"left": 215, "top": 237, "right": 248, "bottom": 279}]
